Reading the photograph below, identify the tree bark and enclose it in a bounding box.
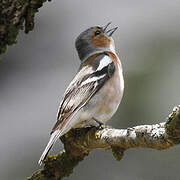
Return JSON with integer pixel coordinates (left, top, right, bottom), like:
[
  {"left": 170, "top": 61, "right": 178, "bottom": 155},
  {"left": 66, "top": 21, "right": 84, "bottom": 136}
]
[
  {"left": 26, "top": 105, "right": 180, "bottom": 180},
  {"left": 0, "top": 0, "right": 49, "bottom": 55}
]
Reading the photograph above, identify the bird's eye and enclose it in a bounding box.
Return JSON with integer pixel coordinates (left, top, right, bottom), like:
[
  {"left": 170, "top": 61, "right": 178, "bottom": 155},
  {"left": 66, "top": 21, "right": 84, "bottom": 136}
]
[{"left": 95, "top": 30, "right": 101, "bottom": 36}]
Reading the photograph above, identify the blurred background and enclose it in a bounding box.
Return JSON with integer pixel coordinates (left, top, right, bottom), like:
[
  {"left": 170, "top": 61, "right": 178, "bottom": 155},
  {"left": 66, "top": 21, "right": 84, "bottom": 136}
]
[{"left": 0, "top": 0, "right": 180, "bottom": 179}]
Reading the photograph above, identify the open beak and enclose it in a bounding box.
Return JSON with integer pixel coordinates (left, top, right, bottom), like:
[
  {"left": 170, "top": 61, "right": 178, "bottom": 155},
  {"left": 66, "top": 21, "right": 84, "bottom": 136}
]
[{"left": 102, "top": 22, "right": 118, "bottom": 36}]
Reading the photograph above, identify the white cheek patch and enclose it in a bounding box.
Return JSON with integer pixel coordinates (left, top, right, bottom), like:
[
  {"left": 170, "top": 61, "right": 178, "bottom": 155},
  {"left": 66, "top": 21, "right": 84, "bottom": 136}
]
[{"left": 97, "top": 55, "right": 112, "bottom": 71}]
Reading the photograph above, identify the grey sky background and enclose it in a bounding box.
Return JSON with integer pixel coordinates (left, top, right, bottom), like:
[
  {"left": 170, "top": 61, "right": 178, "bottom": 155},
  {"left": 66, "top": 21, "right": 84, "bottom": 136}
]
[{"left": 0, "top": 0, "right": 180, "bottom": 179}]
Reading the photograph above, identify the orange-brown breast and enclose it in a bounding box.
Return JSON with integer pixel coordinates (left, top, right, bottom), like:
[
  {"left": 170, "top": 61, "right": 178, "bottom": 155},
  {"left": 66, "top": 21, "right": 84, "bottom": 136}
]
[{"left": 91, "top": 33, "right": 111, "bottom": 49}]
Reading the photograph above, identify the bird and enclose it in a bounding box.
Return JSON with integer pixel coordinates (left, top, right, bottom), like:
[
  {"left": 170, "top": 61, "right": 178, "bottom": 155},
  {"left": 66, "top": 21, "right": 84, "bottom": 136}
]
[{"left": 38, "top": 22, "right": 124, "bottom": 165}]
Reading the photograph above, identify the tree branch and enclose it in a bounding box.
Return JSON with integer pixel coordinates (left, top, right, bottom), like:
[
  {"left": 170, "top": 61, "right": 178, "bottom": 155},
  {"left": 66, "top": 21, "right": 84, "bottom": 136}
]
[
  {"left": 0, "top": 0, "right": 50, "bottom": 55},
  {"left": 26, "top": 105, "right": 180, "bottom": 180}
]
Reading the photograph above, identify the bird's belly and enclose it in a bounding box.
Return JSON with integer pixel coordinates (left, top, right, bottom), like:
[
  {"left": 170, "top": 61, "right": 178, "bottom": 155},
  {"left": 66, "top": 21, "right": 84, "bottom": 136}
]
[{"left": 75, "top": 67, "right": 124, "bottom": 128}]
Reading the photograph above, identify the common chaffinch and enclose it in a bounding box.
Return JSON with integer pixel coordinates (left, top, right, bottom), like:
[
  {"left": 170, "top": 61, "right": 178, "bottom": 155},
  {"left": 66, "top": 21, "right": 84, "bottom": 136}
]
[{"left": 38, "top": 22, "right": 124, "bottom": 165}]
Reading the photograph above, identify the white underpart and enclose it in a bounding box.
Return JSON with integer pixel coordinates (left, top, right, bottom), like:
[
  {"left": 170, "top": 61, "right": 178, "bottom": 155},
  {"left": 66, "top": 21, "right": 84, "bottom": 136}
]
[
  {"left": 118, "top": 63, "right": 124, "bottom": 93},
  {"left": 97, "top": 55, "right": 112, "bottom": 71},
  {"left": 80, "top": 74, "right": 106, "bottom": 87}
]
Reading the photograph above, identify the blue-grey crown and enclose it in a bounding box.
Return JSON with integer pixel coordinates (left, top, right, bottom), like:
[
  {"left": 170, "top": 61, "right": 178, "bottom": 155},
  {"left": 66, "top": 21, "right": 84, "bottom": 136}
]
[{"left": 75, "top": 26, "right": 99, "bottom": 61}]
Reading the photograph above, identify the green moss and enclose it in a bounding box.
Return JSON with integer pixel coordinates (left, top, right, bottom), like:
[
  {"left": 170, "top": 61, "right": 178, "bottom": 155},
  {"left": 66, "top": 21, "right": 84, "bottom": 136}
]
[
  {"left": 7, "top": 24, "right": 19, "bottom": 45},
  {"left": 111, "top": 146, "right": 124, "bottom": 161},
  {"left": 0, "top": 46, "right": 7, "bottom": 54},
  {"left": 0, "top": 24, "right": 19, "bottom": 54},
  {"left": 166, "top": 107, "right": 177, "bottom": 125},
  {"left": 39, "top": 149, "right": 85, "bottom": 180},
  {"left": 17, "top": 0, "right": 28, "bottom": 6},
  {"left": 165, "top": 106, "right": 180, "bottom": 144}
]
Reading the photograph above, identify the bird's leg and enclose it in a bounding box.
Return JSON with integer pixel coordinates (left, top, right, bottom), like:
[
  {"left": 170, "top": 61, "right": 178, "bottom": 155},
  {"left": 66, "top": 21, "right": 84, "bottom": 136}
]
[{"left": 92, "top": 117, "right": 104, "bottom": 129}]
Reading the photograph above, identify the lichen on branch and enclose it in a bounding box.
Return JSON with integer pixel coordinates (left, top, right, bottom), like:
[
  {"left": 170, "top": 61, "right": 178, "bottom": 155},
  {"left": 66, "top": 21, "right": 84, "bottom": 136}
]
[{"left": 26, "top": 105, "right": 180, "bottom": 180}]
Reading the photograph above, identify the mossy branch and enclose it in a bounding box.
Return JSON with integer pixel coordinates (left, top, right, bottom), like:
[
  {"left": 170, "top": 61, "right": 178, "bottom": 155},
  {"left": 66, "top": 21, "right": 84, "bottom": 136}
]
[
  {"left": 26, "top": 105, "right": 180, "bottom": 180},
  {"left": 0, "top": 0, "right": 50, "bottom": 55}
]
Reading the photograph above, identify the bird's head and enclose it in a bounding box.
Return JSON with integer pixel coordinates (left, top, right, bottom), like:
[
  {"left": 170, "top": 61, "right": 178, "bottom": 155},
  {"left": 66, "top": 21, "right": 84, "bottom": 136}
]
[{"left": 75, "top": 22, "right": 118, "bottom": 61}]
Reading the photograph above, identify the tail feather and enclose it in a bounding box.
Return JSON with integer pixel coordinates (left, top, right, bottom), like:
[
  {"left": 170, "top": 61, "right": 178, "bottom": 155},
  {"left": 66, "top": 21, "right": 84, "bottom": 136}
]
[{"left": 38, "top": 129, "right": 61, "bottom": 165}]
